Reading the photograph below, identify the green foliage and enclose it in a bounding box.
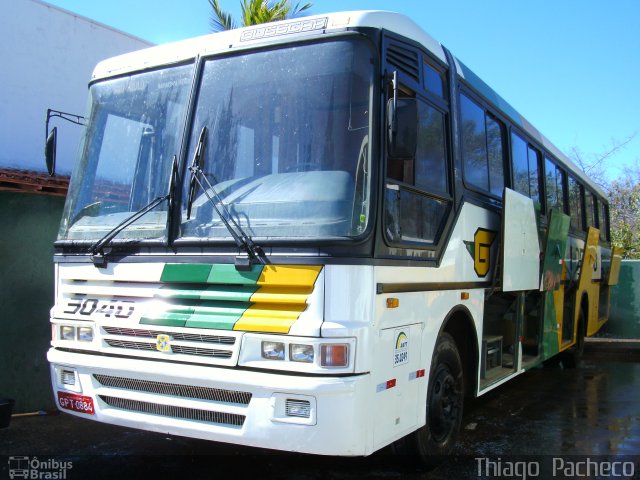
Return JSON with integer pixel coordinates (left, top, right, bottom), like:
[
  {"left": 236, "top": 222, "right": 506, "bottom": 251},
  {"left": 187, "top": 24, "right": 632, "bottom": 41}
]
[
  {"left": 608, "top": 171, "right": 640, "bottom": 259},
  {"left": 208, "top": 0, "right": 237, "bottom": 31},
  {"left": 568, "top": 135, "right": 639, "bottom": 259},
  {"left": 208, "top": 0, "right": 312, "bottom": 32}
]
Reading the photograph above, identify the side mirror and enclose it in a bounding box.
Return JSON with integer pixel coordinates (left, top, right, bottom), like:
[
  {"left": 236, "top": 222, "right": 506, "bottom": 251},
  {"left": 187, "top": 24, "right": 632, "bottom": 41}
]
[
  {"left": 44, "top": 109, "right": 86, "bottom": 176},
  {"left": 45, "top": 126, "right": 57, "bottom": 176},
  {"left": 387, "top": 98, "right": 417, "bottom": 158}
]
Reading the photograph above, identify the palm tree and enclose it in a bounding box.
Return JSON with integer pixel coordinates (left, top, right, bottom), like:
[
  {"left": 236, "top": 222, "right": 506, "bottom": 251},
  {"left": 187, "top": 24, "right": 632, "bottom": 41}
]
[{"left": 208, "top": 0, "right": 312, "bottom": 32}]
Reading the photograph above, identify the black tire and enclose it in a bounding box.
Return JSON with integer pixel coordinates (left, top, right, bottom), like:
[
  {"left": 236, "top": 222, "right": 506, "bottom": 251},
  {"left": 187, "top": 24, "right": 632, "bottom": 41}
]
[
  {"left": 542, "top": 355, "right": 561, "bottom": 368},
  {"left": 561, "top": 307, "right": 586, "bottom": 368},
  {"left": 393, "top": 332, "right": 464, "bottom": 465}
]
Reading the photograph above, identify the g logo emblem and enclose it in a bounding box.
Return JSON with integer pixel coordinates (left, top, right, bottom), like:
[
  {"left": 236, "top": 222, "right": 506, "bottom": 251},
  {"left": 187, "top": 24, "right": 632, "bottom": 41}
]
[
  {"left": 156, "top": 334, "right": 171, "bottom": 352},
  {"left": 473, "top": 228, "right": 496, "bottom": 277},
  {"left": 464, "top": 228, "right": 497, "bottom": 278}
]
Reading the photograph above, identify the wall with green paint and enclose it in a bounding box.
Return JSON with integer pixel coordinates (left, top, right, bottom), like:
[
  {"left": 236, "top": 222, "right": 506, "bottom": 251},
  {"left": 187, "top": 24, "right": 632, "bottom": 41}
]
[
  {"left": 600, "top": 260, "right": 640, "bottom": 339},
  {"left": 0, "top": 191, "right": 64, "bottom": 412}
]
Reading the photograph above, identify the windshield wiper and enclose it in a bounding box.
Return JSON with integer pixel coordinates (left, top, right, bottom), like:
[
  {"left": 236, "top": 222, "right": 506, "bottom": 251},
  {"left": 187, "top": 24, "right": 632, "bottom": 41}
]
[
  {"left": 89, "top": 194, "right": 169, "bottom": 267},
  {"left": 89, "top": 156, "right": 178, "bottom": 268},
  {"left": 186, "top": 126, "right": 264, "bottom": 270}
]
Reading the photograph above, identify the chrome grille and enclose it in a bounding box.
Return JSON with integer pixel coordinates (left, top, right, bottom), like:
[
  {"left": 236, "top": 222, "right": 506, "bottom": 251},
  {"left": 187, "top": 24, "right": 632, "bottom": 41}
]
[
  {"left": 103, "top": 327, "right": 235, "bottom": 345},
  {"left": 99, "top": 395, "right": 245, "bottom": 426},
  {"left": 171, "top": 345, "right": 232, "bottom": 358},
  {"left": 105, "top": 339, "right": 155, "bottom": 351},
  {"left": 94, "top": 374, "right": 251, "bottom": 405},
  {"left": 102, "top": 329, "right": 237, "bottom": 360}
]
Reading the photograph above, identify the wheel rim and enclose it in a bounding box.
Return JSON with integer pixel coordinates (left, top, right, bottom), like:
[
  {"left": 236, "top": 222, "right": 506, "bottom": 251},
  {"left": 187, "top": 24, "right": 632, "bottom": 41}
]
[{"left": 429, "top": 364, "right": 461, "bottom": 443}]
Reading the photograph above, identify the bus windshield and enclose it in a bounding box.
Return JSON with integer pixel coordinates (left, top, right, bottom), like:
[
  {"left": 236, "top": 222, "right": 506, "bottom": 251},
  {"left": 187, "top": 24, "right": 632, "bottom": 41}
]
[
  {"left": 58, "top": 38, "right": 373, "bottom": 245},
  {"left": 58, "top": 64, "right": 193, "bottom": 242},
  {"left": 181, "top": 38, "right": 373, "bottom": 241}
]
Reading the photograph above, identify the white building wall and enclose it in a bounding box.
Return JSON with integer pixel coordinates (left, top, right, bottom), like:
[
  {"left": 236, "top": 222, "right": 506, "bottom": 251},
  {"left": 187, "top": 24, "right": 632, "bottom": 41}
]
[{"left": 0, "top": 0, "right": 152, "bottom": 174}]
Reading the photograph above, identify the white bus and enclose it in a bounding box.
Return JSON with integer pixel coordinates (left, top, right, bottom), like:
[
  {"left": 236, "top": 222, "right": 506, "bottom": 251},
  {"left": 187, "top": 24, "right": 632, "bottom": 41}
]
[{"left": 47, "top": 10, "right": 622, "bottom": 461}]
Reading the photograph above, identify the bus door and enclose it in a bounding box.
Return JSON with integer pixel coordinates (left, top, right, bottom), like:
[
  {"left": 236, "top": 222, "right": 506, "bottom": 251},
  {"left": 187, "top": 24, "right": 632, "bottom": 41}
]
[
  {"left": 562, "top": 244, "right": 580, "bottom": 346},
  {"left": 540, "top": 208, "right": 570, "bottom": 361},
  {"left": 481, "top": 188, "right": 540, "bottom": 388},
  {"left": 563, "top": 227, "right": 599, "bottom": 345}
]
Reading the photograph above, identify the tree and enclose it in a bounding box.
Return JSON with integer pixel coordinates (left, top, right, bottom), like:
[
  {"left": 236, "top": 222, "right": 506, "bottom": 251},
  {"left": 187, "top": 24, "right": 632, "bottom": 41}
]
[
  {"left": 568, "top": 133, "right": 636, "bottom": 190},
  {"left": 208, "top": 0, "right": 312, "bottom": 32},
  {"left": 568, "top": 134, "right": 640, "bottom": 258},
  {"left": 608, "top": 164, "right": 640, "bottom": 259}
]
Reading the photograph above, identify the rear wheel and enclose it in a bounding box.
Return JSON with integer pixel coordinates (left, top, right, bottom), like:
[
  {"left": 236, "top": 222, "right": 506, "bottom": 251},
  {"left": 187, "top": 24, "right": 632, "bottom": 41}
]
[{"left": 394, "top": 332, "right": 464, "bottom": 465}]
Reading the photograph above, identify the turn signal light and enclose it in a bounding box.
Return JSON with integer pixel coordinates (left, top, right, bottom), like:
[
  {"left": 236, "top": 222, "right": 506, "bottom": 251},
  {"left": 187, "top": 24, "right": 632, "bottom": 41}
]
[
  {"left": 320, "top": 344, "right": 348, "bottom": 367},
  {"left": 386, "top": 298, "right": 400, "bottom": 308}
]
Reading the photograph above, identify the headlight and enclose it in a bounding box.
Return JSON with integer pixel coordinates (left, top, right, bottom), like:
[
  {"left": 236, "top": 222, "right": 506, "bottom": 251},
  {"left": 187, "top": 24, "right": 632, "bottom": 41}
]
[
  {"left": 262, "top": 341, "right": 285, "bottom": 360},
  {"left": 60, "top": 326, "right": 75, "bottom": 341},
  {"left": 290, "top": 344, "right": 314, "bottom": 363},
  {"left": 241, "top": 335, "right": 355, "bottom": 373},
  {"left": 60, "top": 369, "right": 76, "bottom": 386},
  {"left": 78, "top": 327, "right": 93, "bottom": 342}
]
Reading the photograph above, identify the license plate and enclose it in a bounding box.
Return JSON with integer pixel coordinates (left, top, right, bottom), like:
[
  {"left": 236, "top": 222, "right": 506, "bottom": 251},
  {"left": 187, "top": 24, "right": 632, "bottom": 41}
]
[{"left": 57, "top": 391, "right": 95, "bottom": 415}]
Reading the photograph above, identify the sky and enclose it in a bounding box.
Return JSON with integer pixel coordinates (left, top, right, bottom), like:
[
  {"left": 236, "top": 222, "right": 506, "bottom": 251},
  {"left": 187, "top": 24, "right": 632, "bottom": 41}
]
[{"left": 43, "top": 0, "right": 640, "bottom": 182}]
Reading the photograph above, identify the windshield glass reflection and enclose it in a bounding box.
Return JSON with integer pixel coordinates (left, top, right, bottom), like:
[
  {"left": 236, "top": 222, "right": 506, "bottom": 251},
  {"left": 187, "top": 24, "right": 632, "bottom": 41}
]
[
  {"left": 181, "top": 39, "right": 372, "bottom": 240},
  {"left": 58, "top": 64, "right": 193, "bottom": 242}
]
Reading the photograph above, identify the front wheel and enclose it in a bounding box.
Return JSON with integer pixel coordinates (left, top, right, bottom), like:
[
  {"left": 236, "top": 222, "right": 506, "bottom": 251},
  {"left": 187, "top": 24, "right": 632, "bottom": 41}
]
[{"left": 394, "top": 332, "right": 464, "bottom": 464}]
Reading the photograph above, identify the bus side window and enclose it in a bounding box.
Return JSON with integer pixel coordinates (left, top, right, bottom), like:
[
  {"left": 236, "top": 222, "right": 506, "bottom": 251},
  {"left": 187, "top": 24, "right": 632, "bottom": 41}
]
[
  {"left": 568, "top": 175, "right": 584, "bottom": 231},
  {"left": 415, "top": 101, "right": 447, "bottom": 194},
  {"left": 527, "top": 145, "right": 542, "bottom": 207},
  {"left": 511, "top": 132, "right": 529, "bottom": 197},
  {"left": 423, "top": 61, "right": 444, "bottom": 98},
  {"left": 385, "top": 95, "right": 451, "bottom": 245},
  {"left": 510, "top": 132, "right": 542, "bottom": 208},
  {"left": 487, "top": 115, "right": 505, "bottom": 197},
  {"left": 460, "top": 93, "right": 505, "bottom": 196},
  {"left": 584, "top": 190, "right": 596, "bottom": 229},
  {"left": 544, "top": 157, "right": 566, "bottom": 214},
  {"left": 597, "top": 198, "right": 609, "bottom": 241}
]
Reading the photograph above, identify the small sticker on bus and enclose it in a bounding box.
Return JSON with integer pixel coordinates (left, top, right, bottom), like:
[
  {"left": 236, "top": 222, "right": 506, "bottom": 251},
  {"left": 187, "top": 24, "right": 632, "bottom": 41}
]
[{"left": 394, "top": 330, "right": 409, "bottom": 367}]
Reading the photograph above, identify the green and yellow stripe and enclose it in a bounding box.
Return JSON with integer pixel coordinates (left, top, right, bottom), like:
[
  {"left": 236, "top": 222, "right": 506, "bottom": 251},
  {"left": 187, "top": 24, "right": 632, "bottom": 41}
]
[{"left": 140, "top": 264, "right": 322, "bottom": 334}]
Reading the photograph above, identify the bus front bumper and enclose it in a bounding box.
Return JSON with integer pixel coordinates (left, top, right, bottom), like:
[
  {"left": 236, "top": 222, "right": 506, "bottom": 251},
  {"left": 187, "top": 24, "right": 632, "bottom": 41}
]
[{"left": 47, "top": 348, "right": 372, "bottom": 456}]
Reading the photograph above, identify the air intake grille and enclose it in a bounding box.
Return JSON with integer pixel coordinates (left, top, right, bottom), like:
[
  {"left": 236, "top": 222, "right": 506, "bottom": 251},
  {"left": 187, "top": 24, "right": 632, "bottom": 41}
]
[
  {"left": 387, "top": 43, "right": 420, "bottom": 82},
  {"left": 99, "top": 395, "right": 245, "bottom": 426},
  {"left": 94, "top": 374, "right": 252, "bottom": 405}
]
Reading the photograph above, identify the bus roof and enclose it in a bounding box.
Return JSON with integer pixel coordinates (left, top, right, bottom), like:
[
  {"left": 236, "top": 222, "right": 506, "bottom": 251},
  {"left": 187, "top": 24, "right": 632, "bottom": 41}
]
[
  {"left": 91, "top": 10, "right": 605, "bottom": 199},
  {"left": 91, "top": 11, "right": 446, "bottom": 80}
]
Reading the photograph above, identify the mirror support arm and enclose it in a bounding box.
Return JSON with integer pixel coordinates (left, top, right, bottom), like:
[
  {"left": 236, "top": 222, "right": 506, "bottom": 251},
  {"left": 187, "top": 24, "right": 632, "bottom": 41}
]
[
  {"left": 45, "top": 109, "right": 85, "bottom": 139},
  {"left": 44, "top": 108, "right": 86, "bottom": 176}
]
